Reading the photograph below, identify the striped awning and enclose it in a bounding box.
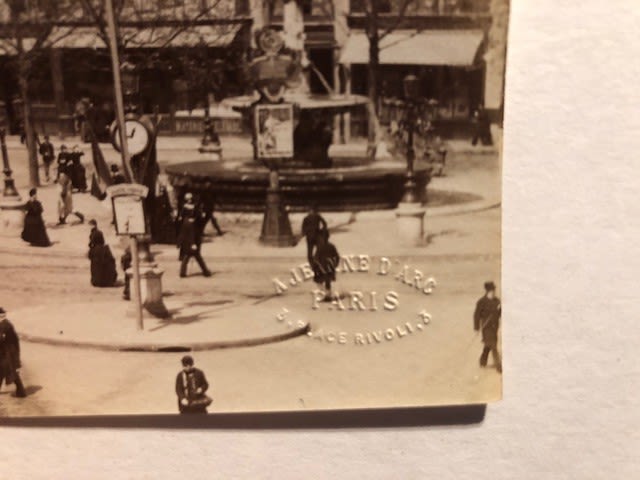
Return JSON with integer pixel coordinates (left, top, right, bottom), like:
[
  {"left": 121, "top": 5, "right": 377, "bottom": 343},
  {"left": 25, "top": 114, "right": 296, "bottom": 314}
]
[{"left": 339, "top": 30, "right": 485, "bottom": 66}]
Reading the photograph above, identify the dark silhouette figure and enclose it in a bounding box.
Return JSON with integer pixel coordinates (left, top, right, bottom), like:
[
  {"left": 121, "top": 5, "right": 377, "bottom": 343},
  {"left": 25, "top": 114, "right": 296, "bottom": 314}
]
[
  {"left": 175, "top": 355, "right": 211, "bottom": 414},
  {"left": 121, "top": 246, "right": 132, "bottom": 301},
  {"left": 471, "top": 105, "right": 493, "bottom": 146},
  {"left": 69, "top": 145, "right": 87, "bottom": 192},
  {"left": 312, "top": 230, "right": 340, "bottom": 301},
  {"left": 301, "top": 205, "right": 328, "bottom": 265},
  {"left": 0, "top": 309, "right": 26, "bottom": 398},
  {"left": 177, "top": 195, "right": 211, "bottom": 278},
  {"left": 474, "top": 281, "right": 502, "bottom": 373},
  {"left": 21, "top": 188, "right": 51, "bottom": 247},
  {"left": 38, "top": 135, "right": 55, "bottom": 182},
  {"left": 87, "top": 220, "right": 117, "bottom": 287}
]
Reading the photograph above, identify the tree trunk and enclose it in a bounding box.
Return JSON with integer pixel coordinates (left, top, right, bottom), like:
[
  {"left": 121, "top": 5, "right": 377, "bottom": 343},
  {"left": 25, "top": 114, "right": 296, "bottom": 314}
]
[
  {"left": 366, "top": 19, "right": 380, "bottom": 157},
  {"left": 17, "top": 62, "right": 39, "bottom": 188}
]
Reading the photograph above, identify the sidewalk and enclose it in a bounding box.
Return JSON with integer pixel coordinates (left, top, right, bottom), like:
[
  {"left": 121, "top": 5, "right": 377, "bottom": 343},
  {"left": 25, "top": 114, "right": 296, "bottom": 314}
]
[{"left": 15, "top": 299, "right": 309, "bottom": 352}]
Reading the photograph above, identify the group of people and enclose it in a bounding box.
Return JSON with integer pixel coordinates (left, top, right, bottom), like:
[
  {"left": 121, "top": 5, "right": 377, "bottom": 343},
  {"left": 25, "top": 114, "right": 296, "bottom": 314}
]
[{"left": 38, "top": 136, "right": 87, "bottom": 191}]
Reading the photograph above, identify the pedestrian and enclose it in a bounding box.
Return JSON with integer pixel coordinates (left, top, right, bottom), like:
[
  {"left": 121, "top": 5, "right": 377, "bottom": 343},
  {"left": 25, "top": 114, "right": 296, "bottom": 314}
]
[
  {"left": 110, "top": 164, "right": 126, "bottom": 185},
  {"left": 152, "top": 184, "right": 178, "bottom": 245},
  {"left": 0, "top": 308, "right": 27, "bottom": 398},
  {"left": 56, "top": 144, "right": 70, "bottom": 181},
  {"left": 21, "top": 188, "right": 52, "bottom": 247},
  {"left": 121, "top": 246, "right": 132, "bottom": 301},
  {"left": 87, "top": 219, "right": 117, "bottom": 287},
  {"left": 474, "top": 281, "right": 502, "bottom": 373},
  {"left": 471, "top": 105, "right": 493, "bottom": 147},
  {"left": 57, "top": 172, "right": 84, "bottom": 225},
  {"left": 199, "top": 193, "right": 225, "bottom": 237},
  {"left": 301, "top": 204, "right": 327, "bottom": 265},
  {"left": 69, "top": 145, "right": 87, "bottom": 192},
  {"left": 175, "top": 355, "right": 211, "bottom": 414},
  {"left": 312, "top": 229, "right": 340, "bottom": 301},
  {"left": 177, "top": 209, "right": 212, "bottom": 278},
  {"left": 38, "top": 135, "right": 55, "bottom": 182}
]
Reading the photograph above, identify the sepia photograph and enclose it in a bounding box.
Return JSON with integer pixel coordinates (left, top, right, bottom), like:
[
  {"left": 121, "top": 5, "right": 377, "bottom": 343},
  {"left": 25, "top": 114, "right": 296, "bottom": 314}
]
[{"left": 0, "top": 0, "right": 508, "bottom": 417}]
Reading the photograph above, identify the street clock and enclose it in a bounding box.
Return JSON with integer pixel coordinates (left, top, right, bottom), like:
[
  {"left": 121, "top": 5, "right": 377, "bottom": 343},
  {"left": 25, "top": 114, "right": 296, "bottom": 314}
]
[{"left": 110, "top": 117, "right": 151, "bottom": 156}]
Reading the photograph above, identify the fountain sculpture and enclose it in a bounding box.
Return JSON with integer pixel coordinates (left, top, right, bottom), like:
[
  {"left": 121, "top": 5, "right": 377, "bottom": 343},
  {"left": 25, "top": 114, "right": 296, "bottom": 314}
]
[{"left": 165, "top": 1, "right": 431, "bottom": 213}]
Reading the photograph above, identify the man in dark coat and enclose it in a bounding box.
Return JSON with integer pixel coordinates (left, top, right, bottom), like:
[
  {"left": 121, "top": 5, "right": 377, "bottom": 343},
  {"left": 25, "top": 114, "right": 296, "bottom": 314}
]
[
  {"left": 0, "top": 308, "right": 27, "bottom": 398},
  {"left": 301, "top": 204, "right": 328, "bottom": 265},
  {"left": 198, "top": 193, "right": 225, "bottom": 237},
  {"left": 177, "top": 213, "right": 212, "bottom": 278},
  {"left": 175, "top": 355, "right": 210, "bottom": 414},
  {"left": 121, "top": 246, "right": 132, "bottom": 301},
  {"left": 312, "top": 229, "right": 340, "bottom": 301},
  {"left": 56, "top": 144, "right": 71, "bottom": 180},
  {"left": 21, "top": 188, "right": 51, "bottom": 247},
  {"left": 38, "top": 135, "right": 55, "bottom": 182},
  {"left": 471, "top": 105, "right": 493, "bottom": 147},
  {"left": 474, "top": 281, "right": 502, "bottom": 373},
  {"left": 87, "top": 220, "right": 117, "bottom": 287}
]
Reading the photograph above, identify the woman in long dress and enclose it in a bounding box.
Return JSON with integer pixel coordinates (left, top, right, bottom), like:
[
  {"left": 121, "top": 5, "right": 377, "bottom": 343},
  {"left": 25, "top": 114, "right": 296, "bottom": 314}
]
[
  {"left": 21, "top": 188, "right": 51, "bottom": 247},
  {"left": 87, "top": 221, "right": 117, "bottom": 287},
  {"left": 69, "top": 145, "right": 87, "bottom": 192}
]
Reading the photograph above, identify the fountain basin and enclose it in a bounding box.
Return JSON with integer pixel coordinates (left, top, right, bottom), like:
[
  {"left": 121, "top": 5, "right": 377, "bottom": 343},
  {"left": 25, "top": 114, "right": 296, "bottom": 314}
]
[{"left": 165, "top": 158, "right": 431, "bottom": 213}]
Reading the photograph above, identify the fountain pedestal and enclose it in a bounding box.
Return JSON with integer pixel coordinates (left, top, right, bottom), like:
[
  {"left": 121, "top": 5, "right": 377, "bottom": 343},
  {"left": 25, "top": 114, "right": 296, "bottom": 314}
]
[
  {"left": 260, "top": 170, "right": 295, "bottom": 247},
  {"left": 395, "top": 202, "right": 426, "bottom": 246},
  {"left": 126, "top": 237, "right": 171, "bottom": 319}
]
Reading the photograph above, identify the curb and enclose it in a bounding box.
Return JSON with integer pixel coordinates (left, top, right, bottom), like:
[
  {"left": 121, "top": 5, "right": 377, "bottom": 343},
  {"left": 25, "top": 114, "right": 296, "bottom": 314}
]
[{"left": 18, "top": 323, "right": 309, "bottom": 353}]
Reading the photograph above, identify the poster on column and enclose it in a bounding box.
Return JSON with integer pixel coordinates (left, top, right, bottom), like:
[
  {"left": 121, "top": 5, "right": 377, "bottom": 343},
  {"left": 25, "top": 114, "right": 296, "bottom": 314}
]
[{"left": 0, "top": 0, "right": 509, "bottom": 418}]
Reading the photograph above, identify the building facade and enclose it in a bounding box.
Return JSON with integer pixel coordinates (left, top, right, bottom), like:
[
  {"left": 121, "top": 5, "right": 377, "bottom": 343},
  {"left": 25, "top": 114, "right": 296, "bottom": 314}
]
[
  {"left": 340, "top": 0, "right": 502, "bottom": 137},
  {"left": 0, "top": 0, "right": 252, "bottom": 135}
]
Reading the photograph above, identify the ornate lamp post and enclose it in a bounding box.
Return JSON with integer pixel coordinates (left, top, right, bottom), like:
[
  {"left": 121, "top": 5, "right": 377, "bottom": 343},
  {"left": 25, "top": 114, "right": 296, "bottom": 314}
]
[
  {"left": 1, "top": 128, "right": 19, "bottom": 197},
  {"left": 0, "top": 127, "right": 26, "bottom": 234},
  {"left": 401, "top": 74, "right": 420, "bottom": 203}
]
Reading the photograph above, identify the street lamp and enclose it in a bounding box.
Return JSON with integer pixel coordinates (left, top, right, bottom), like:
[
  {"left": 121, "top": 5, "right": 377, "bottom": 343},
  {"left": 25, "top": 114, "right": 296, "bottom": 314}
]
[
  {"left": 401, "top": 74, "right": 420, "bottom": 204},
  {"left": 0, "top": 128, "right": 18, "bottom": 197}
]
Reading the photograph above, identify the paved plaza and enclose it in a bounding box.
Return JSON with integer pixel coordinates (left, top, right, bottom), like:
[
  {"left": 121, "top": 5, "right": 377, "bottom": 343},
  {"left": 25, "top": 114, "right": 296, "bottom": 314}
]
[{"left": 0, "top": 135, "right": 501, "bottom": 417}]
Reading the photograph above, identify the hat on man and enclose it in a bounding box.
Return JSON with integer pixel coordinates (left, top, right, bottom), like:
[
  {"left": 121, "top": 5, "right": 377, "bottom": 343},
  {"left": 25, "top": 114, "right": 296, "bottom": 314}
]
[
  {"left": 184, "top": 192, "right": 193, "bottom": 201},
  {"left": 29, "top": 188, "right": 37, "bottom": 197},
  {"left": 0, "top": 307, "right": 6, "bottom": 320},
  {"left": 181, "top": 355, "right": 194, "bottom": 367},
  {"left": 484, "top": 281, "right": 496, "bottom": 292},
  {"left": 89, "top": 219, "right": 97, "bottom": 227}
]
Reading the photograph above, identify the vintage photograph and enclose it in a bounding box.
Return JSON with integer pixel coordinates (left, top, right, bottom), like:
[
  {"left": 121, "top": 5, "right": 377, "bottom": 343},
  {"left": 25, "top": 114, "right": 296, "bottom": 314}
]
[{"left": 0, "top": 0, "right": 508, "bottom": 416}]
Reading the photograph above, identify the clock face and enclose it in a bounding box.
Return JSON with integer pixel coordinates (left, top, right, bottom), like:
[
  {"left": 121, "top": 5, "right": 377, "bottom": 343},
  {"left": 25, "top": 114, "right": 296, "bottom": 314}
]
[{"left": 112, "top": 119, "right": 150, "bottom": 156}]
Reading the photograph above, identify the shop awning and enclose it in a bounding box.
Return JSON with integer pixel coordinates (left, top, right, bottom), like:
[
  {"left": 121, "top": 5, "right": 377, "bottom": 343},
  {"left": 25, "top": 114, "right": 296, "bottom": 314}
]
[
  {"left": 339, "top": 30, "right": 484, "bottom": 66},
  {"left": 30, "top": 24, "right": 242, "bottom": 50}
]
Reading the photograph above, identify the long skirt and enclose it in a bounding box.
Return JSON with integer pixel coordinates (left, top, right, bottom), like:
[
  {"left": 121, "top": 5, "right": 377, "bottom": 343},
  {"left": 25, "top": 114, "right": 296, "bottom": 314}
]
[{"left": 21, "top": 215, "right": 51, "bottom": 247}]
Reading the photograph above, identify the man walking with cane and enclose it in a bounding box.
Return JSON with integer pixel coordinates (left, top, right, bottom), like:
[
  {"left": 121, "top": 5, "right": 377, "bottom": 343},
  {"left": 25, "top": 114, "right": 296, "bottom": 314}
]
[{"left": 474, "top": 281, "right": 502, "bottom": 373}]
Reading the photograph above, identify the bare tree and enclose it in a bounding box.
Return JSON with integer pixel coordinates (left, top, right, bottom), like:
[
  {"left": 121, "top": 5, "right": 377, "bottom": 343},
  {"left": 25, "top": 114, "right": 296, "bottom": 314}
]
[
  {"left": 0, "top": 0, "right": 81, "bottom": 187},
  {"left": 79, "top": 0, "right": 237, "bottom": 51},
  {"left": 360, "top": 0, "right": 412, "bottom": 112}
]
